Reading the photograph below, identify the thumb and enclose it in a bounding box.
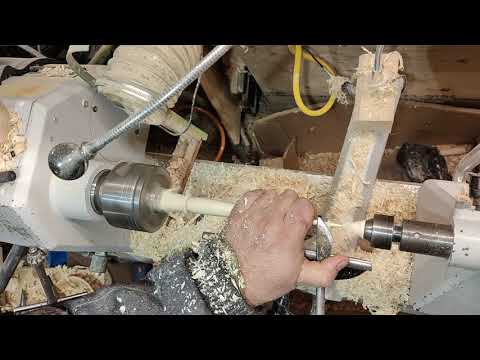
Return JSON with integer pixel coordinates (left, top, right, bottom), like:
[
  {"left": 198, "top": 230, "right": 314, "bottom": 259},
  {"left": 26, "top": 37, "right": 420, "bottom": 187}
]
[{"left": 297, "top": 256, "right": 349, "bottom": 288}]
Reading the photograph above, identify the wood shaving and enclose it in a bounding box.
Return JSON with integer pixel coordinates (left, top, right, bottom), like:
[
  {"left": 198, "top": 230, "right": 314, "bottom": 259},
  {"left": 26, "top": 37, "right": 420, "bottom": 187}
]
[
  {"left": 445, "top": 154, "right": 467, "bottom": 175},
  {"left": 0, "top": 111, "right": 26, "bottom": 172},
  {"left": 37, "top": 64, "right": 76, "bottom": 78},
  {"left": 334, "top": 246, "right": 413, "bottom": 315},
  {"left": 327, "top": 76, "right": 350, "bottom": 105},
  {"left": 0, "top": 262, "right": 111, "bottom": 313},
  {"left": 299, "top": 148, "right": 398, "bottom": 176},
  {"left": 299, "top": 152, "right": 340, "bottom": 176},
  {"left": 131, "top": 214, "right": 226, "bottom": 264}
]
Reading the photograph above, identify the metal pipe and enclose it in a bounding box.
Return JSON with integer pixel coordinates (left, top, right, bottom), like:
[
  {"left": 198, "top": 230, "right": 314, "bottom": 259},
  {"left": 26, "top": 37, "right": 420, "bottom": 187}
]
[
  {"left": 453, "top": 142, "right": 480, "bottom": 182},
  {"left": 48, "top": 45, "right": 233, "bottom": 181},
  {"left": 88, "top": 45, "right": 114, "bottom": 65},
  {"left": 33, "top": 264, "right": 57, "bottom": 305},
  {"left": 14, "top": 292, "right": 88, "bottom": 314},
  {"left": 315, "top": 287, "right": 326, "bottom": 315},
  {"left": 303, "top": 250, "right": 372, "bottom": 272},
  {"left": 66, "top": 49, "right": 97, "bottom": 88},
  {"left": 374, "top": 45, "right": 385, "bottom": 73},
  {"left": 17, "top": 45, "right": 45, "bottom": 58},
  {"left": 0, "top": 245, "right": 28, "bottom": 293}
]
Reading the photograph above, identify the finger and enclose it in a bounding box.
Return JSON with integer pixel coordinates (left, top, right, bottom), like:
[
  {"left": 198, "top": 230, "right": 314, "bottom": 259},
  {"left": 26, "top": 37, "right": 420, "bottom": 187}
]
[
  {"left": 270, "top": 189, "right": 299, "bottom": 219},
  {"left": 297, "top": 256, "right": 349, "bottom": 288},
  {"left": 283, "top": 198, "right": 314, "bottom": 235},
  {"left": 248, "top": 189, "right": 278, "bottom": 213},
  {"left": 230, "top": 189, "right": 265, "bottom": 217}
]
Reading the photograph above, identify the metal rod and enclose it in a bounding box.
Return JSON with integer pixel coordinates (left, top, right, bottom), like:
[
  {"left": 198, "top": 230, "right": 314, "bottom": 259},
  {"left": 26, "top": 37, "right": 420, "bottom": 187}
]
[
  {"left": 13, "top": 292, "right": 88, "bottom": 314},
  {"left": 304, "top": 250, "right": 372, "bottom": 272},
  {"left": 33, "top": 264, "right": 57, "bottom": 305},
  {"left": 0, "top": 245, "right": 28, "bottom": 293},
  {"left": 316, "top": 287, "right": 326, "bottom": 315},
  {"left": 17, "top": 45, "right": 45, "bottom": 58},
  {"left": 66, "top": 49, "right": 96, "bottom": 88},
  {"left": 374, "top": 45, "right": 385, "bottom": 73}
]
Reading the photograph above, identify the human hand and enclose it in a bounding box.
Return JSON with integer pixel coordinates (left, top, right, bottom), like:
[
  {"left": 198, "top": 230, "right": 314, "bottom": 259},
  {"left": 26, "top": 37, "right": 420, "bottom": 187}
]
[{"left": 225, "top": 189, "right": 349, "bottom": 307}]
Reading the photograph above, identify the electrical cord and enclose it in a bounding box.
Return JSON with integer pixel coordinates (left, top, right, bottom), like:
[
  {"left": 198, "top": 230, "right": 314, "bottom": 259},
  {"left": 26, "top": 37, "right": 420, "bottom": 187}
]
[
  {"left": 288, "top": 45, "right": 337, "bottom": 117},
  {"left": 160, "top": 73, "right": 203, "bottom": 137},
  {"left": 177, "top": 105, "right": 226, "bottom": 162}
]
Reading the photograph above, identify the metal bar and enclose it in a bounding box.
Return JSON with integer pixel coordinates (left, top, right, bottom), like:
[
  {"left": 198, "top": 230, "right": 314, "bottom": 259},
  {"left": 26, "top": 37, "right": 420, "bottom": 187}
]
[
  {"left": 66, "top": 49, "right": 97, "bottom": 88},
  {"left": 13, "top": 292, "right": 89, "bottom": 314},
  {"left": 17, "top": 45, "right": 45, "bottom": 58},
  {"left": 304, "top": 250, "right": 372, "bottom": 272},
  {"left": 33, "top": 264, "right": 57, "bottom": 305},
  {"left": 374, "top": 45, "right": 385, "bottom": 73},
  {"left": 315, "top": 287, "right": 326, "bottom": 315},
  {"left": 314, "top": 217, "right": 328, "bottom": 315},
  {"left": 0, "top": 245, "right": 28, "bottom": 293}
]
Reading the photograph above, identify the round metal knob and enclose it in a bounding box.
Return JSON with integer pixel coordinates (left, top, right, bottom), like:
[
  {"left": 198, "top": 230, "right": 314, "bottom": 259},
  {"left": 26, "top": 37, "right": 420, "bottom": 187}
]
[{"left": 48, "top": 142, "right": 88, "bottom": 181}]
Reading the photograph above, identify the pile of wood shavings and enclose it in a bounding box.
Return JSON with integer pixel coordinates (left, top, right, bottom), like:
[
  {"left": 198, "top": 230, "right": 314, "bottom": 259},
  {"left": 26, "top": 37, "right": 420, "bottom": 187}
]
[
  {"left": 299, "top": 152, "right": 340, "bottom": 176},
  {"left": 130, "top": 161, "right": 419, "bottom": 315},
  {"left": 37, "top": 64, "right": 76, "bottom": 78},
  {"left": 131, "top": 214, "right": 226, "bottom": 263},
  {"left": 334, "top": 247, "right": 412, "bottom": 315},
  {"left": 325, "top": 132, "right": 381, "bottom": 253},
  {"left": 1, "top": 262, "right": 111, "bottom": 313},
  {"left": 299, "top": 148, "right": 398, "bottom": 176},
  {"left": 334, "top": 178, "right": 416, "bottom": 315},
  {"left": 445, "top": 154, "right": 467, "bottom": 175},
  {"left": 0, "top": 111, "right": 26, "bottom": 172}
]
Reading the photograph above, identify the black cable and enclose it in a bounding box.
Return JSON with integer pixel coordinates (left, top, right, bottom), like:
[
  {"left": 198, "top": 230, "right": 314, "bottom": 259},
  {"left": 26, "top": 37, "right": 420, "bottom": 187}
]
[{"left": 303, "top": 46, "right": 327, "bottom": 72}]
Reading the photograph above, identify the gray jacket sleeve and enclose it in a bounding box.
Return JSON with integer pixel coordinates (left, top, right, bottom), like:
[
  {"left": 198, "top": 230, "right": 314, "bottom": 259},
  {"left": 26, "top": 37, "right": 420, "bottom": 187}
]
[{"left": 66, "top": 237, "right": 255, "bottom": 315}]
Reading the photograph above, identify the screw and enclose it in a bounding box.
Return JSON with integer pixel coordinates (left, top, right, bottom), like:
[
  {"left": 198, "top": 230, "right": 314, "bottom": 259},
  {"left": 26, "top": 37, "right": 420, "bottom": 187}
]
[
  {"left": 92, "top": 106, "right": 98, "bottom": 112},
  {"left": 82, "top": 100, "right": 89, "bottom": 108}
]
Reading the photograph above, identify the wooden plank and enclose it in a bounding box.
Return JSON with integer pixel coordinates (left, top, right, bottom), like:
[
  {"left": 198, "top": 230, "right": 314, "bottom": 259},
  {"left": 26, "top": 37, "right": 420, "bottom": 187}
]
[
  {"left": 236, "top": 45, "right": 480, "bottom": 106},
  {"left": 201, "top": 64, "right": 242, "bottom": 145},
  {"left": 253, "top": 101, "right": 480, "bottom": 157},
  {"left": 282, "top": 138, "right": 299, "bottom": 170}
]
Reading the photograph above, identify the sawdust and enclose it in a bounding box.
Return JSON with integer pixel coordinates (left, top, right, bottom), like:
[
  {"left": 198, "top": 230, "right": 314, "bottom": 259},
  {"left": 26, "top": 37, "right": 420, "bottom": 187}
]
[
  {"left": 299, "top": 146, "right": 468, "bottom": 181},
  {"left": 0, "top": 110, "right": 26, "bottom": 172},
  {"left": 37, "top": 64, "right": 76, "bottom": 78},
  {"left": 131, "top": 214, "right": 226, "bottom": 264},
  {"left": 445, "top": 154, "right": 467, "bottom": 175},
  {"left": 327, "top": 76, "right": 350, "bottom": 105},
  {"left": 0, "top": 262, "right": 111, "bottom": 313},
  {"left": 334, "top": 246, "right": 413, "bottom": 315},
  {"left": 299, "top": 152, "right": 340, "bottom": 176},
  {"left": 299, "top": 148, "right": 398, "bottom": 176},
  {"left": 325, "top": 132, "right": 381, "bottom": 253},
  {"left": 130, "top": 161, "right": 418, "bottom": 315}
]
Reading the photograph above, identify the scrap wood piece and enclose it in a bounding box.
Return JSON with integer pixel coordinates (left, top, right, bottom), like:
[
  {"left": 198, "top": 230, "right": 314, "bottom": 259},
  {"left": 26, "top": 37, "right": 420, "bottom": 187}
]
[{"left": 201, "top": 64, "right": 242, "bottom": 145}]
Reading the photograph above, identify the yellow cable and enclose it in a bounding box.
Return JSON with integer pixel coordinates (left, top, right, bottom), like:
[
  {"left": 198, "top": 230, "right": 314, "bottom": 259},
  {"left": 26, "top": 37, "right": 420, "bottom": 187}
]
[
  {"left": 288, "top": 45, "right": 336, "bottom": 76},
  {"left": 290, "top": 45, "right": 336, "bottom": 117}
]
